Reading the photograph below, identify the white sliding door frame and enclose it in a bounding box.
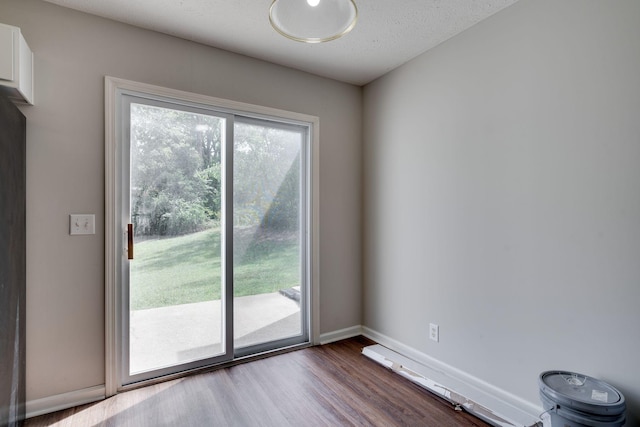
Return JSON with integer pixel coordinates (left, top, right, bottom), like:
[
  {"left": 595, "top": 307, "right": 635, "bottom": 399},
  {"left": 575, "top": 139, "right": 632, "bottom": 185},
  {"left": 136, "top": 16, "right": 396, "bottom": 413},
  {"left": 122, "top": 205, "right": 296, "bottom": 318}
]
[{"left": 105, "top": 76, "right": 320, "bottom": 396}]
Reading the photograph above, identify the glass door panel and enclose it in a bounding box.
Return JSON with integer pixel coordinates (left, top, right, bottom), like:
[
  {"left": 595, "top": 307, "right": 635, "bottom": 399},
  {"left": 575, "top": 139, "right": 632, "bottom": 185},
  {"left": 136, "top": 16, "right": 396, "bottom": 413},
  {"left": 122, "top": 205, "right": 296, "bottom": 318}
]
[
  {"left": 233, "top": 119, "right": 307, "bottom": 353},
  {"left": 124, "top": 99, "right": 232, "bottom": 382}
]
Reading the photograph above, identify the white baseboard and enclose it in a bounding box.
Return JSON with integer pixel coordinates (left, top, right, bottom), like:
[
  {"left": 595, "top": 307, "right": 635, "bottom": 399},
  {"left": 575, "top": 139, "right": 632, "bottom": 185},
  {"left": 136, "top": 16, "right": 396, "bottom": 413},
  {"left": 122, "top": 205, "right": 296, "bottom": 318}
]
[
  {"left": 318, "top": 325, "right": 362, "bottom": 345},
  {"left": 361, "top": 327, "right": 542, "bottom": 423},
  {"left": 26, "top": 385, "right": 105, "bottom": 419}
]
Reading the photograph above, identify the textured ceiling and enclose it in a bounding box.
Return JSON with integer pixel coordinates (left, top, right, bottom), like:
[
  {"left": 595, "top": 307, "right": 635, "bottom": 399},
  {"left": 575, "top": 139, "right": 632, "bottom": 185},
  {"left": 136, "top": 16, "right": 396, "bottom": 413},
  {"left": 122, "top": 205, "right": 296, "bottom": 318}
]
[{"left": 42, "top": 0, "right": 520, "bottom": 86}]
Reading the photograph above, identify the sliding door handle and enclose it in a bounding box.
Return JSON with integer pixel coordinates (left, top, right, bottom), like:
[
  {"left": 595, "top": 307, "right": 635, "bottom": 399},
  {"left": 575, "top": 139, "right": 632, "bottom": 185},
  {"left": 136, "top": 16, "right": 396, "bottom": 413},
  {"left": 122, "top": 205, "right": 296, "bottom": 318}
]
[{"left": 127, "top": 223, "right": 134, "bottom": 260}]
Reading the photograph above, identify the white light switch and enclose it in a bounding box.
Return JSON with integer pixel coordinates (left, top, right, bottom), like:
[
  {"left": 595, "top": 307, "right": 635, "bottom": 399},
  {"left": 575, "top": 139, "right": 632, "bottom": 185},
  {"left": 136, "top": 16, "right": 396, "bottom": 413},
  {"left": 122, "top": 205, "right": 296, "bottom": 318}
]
[{"left": 70, "top": 214, "right": 95, "bottom": 235}]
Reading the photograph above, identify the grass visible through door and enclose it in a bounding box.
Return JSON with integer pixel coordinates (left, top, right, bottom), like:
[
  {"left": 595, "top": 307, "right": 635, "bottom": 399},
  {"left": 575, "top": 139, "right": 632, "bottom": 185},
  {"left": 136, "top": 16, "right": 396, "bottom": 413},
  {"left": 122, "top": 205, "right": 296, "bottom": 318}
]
[{"left": 130, "top": 227, "right": 299, "bottom": 310}]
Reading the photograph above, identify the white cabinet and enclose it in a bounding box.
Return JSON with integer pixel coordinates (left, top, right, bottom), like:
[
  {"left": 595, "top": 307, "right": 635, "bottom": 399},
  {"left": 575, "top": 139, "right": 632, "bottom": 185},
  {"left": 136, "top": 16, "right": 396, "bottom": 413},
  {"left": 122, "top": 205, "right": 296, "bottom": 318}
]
[{"left": 0, "top": 23, "right": 33, "bottom": 105}]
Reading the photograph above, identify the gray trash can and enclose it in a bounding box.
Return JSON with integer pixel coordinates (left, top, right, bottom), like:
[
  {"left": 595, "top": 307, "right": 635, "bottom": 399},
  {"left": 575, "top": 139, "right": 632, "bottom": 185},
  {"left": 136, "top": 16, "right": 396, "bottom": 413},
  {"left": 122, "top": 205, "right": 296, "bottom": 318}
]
[{"left": 539, "top": 371, "right": 626, "bottom": 427}]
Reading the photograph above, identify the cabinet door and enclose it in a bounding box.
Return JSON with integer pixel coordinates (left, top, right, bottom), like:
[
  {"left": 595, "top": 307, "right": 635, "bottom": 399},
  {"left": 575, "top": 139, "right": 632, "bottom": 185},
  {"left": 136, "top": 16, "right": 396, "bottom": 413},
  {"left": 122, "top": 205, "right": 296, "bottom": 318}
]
[
  {"left": 0, "top": 23, "right": 34, "bottom": 105},
  {"left": 0, "top": 25, "right": 15, "bottom": 81}
]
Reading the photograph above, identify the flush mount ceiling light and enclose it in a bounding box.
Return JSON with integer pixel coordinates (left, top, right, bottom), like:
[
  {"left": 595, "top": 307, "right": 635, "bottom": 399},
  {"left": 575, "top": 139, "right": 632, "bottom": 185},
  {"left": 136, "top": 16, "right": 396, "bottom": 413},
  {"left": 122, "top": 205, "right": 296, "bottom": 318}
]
[{"left": 269, "top": 0, "right": 358, "bottom": 43}]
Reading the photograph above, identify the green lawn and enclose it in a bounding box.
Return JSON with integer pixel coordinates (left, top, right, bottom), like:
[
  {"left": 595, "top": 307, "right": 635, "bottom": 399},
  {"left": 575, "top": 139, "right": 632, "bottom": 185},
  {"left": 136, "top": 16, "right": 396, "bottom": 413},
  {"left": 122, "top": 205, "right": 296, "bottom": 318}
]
[{"left": 130, "top": 227, "right": 300, "bottom": 310}]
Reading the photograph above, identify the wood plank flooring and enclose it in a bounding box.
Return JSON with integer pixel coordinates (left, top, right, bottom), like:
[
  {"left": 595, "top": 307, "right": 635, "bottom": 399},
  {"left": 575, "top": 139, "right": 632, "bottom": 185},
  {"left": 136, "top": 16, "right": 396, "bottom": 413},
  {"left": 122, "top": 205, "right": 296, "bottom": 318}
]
[{"left": 25, "top": 336, "right": 489, "bottom": 426}]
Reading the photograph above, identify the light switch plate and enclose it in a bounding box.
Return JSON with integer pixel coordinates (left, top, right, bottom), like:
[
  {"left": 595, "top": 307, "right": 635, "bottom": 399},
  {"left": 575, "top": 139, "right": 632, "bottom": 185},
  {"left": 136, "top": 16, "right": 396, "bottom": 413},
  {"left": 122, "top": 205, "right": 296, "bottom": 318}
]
[{"left": 70, "top": 214, "right": 95, "bottom": 235}]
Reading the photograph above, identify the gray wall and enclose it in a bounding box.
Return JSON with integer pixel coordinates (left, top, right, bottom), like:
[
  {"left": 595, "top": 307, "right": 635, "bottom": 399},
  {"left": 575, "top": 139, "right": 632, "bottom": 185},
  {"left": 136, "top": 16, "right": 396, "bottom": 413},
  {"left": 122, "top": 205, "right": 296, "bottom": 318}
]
[
  {"left": 1, "top": 0, "right": 362, "bottom": 401},
  {"left": 363, "top": 0, "right": 640, "bottom": 423}
]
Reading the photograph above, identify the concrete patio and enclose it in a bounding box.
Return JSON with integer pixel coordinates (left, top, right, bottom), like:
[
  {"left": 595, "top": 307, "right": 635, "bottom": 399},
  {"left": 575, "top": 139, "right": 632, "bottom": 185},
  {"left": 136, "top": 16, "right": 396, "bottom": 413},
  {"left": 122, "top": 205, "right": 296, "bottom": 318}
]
[{"left": 130, "top": 292, "right": 301, "bottom": 373}]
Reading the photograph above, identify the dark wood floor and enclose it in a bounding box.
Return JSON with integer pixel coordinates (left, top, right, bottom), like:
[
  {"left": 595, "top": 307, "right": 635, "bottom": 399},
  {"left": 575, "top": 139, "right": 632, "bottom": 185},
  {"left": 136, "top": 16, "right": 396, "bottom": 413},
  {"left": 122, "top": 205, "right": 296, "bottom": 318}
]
[{"left": 25, "top": 336, "right": 489, "bottom": 426}]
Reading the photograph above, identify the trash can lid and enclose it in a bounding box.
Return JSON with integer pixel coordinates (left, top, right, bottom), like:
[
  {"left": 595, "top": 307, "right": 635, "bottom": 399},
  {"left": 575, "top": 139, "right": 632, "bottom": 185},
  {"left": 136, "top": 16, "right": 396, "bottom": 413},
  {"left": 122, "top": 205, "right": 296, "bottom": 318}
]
[{"left": 539, "top": 371, "right": 626, "bottom": 416}]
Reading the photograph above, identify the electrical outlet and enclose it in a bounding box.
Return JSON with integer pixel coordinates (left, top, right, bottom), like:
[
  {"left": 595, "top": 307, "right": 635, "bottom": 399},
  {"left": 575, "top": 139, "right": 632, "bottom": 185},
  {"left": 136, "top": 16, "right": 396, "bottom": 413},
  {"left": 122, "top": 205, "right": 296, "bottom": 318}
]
[
  {"left": 70, "top": 214, "right": 95, "bottom": 235},
  {"left": 429, "top": 323, "right": 439, "bottom": 342}
]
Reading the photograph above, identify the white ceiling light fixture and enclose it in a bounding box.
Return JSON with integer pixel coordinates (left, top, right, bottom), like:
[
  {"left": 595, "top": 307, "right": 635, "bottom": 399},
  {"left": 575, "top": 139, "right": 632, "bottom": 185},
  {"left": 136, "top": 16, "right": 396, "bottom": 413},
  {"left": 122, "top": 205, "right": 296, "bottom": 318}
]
[{"left": 269, "top": 0, "right": 358, "bottom": 44}]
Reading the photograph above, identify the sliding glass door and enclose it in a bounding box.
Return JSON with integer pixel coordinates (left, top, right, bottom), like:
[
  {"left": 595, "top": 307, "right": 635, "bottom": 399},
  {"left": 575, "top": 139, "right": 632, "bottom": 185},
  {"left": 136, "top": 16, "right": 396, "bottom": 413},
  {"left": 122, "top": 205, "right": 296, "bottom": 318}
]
[{"left": 112, "top": 84, "right": 311, "bottom": 387}]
